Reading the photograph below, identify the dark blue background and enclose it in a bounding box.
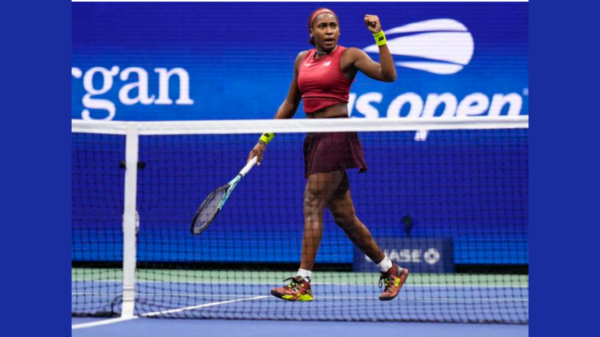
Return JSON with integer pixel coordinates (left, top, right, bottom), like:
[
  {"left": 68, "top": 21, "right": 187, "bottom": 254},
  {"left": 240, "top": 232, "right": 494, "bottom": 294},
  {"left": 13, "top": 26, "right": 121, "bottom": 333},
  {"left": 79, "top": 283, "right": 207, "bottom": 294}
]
[{"left": 3, "top": 0, "right": 71, "bottom": 335}]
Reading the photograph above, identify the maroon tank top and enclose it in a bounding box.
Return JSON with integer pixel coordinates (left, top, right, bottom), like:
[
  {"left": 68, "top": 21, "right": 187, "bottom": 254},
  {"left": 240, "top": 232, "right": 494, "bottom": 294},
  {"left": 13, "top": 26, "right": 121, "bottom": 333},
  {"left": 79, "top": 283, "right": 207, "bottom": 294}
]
[{"left": 297, "top": 46, "right": 353, "bottom": 114}]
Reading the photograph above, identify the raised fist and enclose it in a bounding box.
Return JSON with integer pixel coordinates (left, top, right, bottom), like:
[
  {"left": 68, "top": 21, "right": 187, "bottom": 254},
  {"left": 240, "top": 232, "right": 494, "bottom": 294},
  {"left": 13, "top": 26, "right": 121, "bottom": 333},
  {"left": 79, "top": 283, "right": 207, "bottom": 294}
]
[{"left": 364, "top": 14, "right": 382, "bottom": 34}]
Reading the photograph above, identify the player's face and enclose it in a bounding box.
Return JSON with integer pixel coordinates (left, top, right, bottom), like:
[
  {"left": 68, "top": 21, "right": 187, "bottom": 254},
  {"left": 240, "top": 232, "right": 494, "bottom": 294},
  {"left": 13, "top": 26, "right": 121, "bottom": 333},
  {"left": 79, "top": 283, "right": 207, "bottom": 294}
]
[{"left": 311, "top": 14, "right": 340, "bottom": 51}]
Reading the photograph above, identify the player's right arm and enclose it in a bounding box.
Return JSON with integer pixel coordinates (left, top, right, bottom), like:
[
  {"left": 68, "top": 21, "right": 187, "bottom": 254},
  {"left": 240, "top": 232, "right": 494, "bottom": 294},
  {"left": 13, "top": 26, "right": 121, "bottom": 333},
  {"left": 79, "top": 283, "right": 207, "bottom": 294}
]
[
  {"left": 273, "top": 51, "right": 306, "bottom": 119},
  {"left": 248, "top": 51, "right": 308, "bottom": 164}
]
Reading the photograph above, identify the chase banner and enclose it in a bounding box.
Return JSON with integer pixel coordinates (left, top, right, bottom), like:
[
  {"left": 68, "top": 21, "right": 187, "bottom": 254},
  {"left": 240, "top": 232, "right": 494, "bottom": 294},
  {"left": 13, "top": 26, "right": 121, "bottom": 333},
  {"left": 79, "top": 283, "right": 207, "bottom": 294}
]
[
  {"left": 353, "top": 238, "right": 455, "bottom": 273},
  {"left": 72, "top": 2, "right": 528, "bottom": 121}
]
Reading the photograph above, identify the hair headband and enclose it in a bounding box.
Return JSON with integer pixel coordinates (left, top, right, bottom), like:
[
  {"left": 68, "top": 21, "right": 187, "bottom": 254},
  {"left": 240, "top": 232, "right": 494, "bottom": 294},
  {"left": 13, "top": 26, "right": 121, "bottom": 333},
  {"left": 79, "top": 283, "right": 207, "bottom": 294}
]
[{"left": 308, "top": 8, "right": 338, "bottom": 29}]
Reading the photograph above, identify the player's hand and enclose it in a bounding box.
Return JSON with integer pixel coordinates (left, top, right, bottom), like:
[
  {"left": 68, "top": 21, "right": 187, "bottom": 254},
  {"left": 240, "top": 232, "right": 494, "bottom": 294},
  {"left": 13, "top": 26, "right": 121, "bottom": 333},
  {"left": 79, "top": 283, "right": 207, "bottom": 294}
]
[
  {"left": 248, "top": 142, "right": 266, "bottom": 166},
  {"left": 364, "top": 14, "right": 382, "bottom": 34}
]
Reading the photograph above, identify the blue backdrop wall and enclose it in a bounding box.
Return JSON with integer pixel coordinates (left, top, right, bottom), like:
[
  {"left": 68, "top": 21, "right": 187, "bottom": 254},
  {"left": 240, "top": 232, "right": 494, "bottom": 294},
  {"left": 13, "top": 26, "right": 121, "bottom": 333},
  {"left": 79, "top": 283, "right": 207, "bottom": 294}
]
[
  {"left": 72, "top": 2, "right": 528, "bottom": 121},
  {"left": 71, "top": 3, "right": 528, "bottom": 266}
]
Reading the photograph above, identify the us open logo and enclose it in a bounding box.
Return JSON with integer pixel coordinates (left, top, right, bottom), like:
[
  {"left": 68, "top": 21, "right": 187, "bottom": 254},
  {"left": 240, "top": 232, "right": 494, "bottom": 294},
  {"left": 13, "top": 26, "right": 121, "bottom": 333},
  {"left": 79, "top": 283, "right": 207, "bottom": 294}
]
[{"left": 363, "top": 19, "right": 474, "bottom": 75}]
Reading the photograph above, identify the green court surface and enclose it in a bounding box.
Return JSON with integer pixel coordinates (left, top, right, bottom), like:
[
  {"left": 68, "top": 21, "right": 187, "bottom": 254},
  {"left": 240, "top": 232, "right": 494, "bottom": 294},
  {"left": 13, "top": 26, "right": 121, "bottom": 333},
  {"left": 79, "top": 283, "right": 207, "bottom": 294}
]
[{"left": 73, "top": 268, "right": 528, "bottom": 287}]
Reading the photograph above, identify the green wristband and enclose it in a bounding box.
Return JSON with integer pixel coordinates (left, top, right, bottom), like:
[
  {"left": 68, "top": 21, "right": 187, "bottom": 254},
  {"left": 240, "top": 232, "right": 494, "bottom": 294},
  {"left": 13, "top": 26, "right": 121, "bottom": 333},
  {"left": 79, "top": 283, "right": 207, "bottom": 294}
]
[
  {"left": 259, "top": 133, "right": 275, "bottom": 145},
  {"left": 373, "top": 31, "right": 387, "bottom": 47}
]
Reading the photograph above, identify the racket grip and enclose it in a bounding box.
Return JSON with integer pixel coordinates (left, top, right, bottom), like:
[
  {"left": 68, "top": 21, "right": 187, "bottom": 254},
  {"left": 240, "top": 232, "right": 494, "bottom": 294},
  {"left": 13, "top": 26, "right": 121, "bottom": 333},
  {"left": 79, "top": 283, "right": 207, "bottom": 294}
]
[{"left": 240, "top": 156, "right": 258, "bottom": 177}]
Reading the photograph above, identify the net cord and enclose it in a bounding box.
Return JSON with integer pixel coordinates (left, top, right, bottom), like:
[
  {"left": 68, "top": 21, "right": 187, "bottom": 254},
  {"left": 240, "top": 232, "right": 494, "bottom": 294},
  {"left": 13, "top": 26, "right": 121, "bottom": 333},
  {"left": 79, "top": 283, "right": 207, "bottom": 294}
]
[{"left": 72, "top": 116, "right": 529, "bottom": 136}]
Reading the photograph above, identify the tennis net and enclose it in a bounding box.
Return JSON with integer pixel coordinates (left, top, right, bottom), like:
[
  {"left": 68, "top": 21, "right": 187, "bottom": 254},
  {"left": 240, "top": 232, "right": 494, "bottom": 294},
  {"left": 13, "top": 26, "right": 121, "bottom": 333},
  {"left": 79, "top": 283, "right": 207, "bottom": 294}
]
[{"left": 72, "top": 117, "right": 528, "bottom": 323}]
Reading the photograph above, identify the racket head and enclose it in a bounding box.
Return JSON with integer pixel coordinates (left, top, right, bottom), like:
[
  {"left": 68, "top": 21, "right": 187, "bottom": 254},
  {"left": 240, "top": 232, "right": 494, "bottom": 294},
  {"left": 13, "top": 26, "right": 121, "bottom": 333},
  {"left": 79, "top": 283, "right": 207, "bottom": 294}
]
[{"left": 190, "top": 184, "right": 229, "bottom": 235}]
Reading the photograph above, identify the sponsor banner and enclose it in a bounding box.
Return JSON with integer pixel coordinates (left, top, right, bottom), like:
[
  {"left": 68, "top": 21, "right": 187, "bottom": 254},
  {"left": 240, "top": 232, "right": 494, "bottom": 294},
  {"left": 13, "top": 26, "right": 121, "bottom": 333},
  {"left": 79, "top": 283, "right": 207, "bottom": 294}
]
[
  {"left": 353, "top": 238, "right": 454, "bottom": 273},
  {"left": 72, "top": 2, "right": 528, "bottom": 121}
]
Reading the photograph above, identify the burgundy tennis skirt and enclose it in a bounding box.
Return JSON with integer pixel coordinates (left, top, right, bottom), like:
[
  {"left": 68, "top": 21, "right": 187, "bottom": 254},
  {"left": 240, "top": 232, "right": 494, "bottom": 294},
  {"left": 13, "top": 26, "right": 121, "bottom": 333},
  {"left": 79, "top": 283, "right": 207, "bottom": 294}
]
[{"left": 304, "top": 129, "right": 368, "bottom": 179}]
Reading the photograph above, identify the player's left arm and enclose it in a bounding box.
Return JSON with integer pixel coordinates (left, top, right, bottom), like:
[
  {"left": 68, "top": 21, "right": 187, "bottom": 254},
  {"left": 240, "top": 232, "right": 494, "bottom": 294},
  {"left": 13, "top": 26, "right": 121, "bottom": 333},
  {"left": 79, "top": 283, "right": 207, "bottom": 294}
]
[{"left": 347, "top": 15, "right": 396, "bottom": 83}]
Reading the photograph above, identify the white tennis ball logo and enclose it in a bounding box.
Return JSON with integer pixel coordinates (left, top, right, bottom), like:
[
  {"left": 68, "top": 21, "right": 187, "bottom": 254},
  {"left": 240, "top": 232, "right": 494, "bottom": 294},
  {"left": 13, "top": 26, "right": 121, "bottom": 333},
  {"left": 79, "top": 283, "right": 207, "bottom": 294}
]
[
  {"left": 424, "top": 248, "right": 441, "bottom": 265},
  {"left": 363, "top": 19, "right": 474, "bottom": 75}
]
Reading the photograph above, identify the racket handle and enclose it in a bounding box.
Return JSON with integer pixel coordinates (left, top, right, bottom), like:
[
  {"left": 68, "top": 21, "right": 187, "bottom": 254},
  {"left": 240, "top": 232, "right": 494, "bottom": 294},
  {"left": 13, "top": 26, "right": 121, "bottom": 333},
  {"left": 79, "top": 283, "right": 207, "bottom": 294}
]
[{"left": 240, "top": 156, "right": 257, "bottom": 177}]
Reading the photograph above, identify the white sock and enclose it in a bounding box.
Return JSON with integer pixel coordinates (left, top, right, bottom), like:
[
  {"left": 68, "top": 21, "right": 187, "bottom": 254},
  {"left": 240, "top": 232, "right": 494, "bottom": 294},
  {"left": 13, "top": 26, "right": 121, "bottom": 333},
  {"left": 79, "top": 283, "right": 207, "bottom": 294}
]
[
  {"left": 377, "top": 257, "right": 393, "bottom": 273},
  {"left": 297, "top": 268, "right": 312, "bottom": 281}
]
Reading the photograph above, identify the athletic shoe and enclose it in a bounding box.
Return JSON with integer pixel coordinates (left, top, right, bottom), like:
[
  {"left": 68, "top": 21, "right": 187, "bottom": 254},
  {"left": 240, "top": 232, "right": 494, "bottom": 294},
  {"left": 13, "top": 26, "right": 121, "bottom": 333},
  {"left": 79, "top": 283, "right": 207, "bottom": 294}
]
[
  {"left": 270, "top": 276, "right": 314, "bottom": 302},
  {"left": 378, "top": 264, "right": 409, "bottom": 301}
]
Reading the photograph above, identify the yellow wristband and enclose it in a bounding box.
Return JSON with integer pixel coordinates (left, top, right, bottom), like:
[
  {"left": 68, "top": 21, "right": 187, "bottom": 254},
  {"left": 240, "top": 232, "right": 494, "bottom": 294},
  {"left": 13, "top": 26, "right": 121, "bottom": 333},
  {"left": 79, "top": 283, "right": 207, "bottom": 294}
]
[
  {"left": 259, "top": 133, "right": 275, "bottom": 145},
  {"left": 373, "top": 31, "right": 386, "bottom": 47}
]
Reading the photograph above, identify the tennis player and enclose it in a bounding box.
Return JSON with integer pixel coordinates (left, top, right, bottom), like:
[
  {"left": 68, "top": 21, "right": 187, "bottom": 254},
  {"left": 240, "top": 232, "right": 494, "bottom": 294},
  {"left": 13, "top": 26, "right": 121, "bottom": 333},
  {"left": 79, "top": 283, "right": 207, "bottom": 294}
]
[{"left": 247, "top": 8, "right": 409, "bottom": 302}]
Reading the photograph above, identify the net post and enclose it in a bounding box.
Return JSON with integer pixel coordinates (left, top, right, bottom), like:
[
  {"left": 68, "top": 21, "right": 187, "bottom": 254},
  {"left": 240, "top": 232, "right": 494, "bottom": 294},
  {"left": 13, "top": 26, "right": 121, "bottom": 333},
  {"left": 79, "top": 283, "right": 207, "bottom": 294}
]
[{"left": 121, "top": 123, "right": 139, "bottom": 318}]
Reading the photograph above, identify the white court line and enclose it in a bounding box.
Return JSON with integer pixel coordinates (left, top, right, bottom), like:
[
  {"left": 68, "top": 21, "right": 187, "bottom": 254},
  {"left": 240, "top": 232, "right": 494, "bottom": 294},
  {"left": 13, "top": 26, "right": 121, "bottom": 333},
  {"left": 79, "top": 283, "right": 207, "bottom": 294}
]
[
  {"left": 71, "top": 295, "right": 267, "bottom": 330},
  {"left": 142, "top": 295, "right": 268, "bottom": 317},
  {"left": 72, "top": 316, "right": 138, "bottom": 330}
]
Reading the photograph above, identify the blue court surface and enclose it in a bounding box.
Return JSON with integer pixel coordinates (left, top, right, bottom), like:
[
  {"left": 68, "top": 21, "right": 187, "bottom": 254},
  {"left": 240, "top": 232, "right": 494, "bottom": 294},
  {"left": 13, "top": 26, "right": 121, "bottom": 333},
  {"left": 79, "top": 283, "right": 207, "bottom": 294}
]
[
  {"left": 72, "top": 317, "right": 528, "bottom": 337},
  {"left": 73, "top": 278, "right": 528, "bottom": 337},
  {"left": 73, "top": 281, "right": 528, "bottom": 322}
]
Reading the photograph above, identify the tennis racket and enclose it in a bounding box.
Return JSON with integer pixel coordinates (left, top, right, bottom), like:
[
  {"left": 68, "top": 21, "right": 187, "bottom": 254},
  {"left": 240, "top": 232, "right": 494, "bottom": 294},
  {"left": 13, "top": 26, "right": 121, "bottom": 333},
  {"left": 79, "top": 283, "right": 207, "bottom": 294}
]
[{"left": 190, "top": 156, "right": 258, "bottom": 235}]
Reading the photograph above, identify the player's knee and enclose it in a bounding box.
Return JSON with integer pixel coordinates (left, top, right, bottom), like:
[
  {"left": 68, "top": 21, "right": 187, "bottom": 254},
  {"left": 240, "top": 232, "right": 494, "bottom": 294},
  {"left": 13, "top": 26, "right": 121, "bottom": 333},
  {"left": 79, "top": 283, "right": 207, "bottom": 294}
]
[{"left": 303, "top": 192, "right": 326, "bottom": 214}]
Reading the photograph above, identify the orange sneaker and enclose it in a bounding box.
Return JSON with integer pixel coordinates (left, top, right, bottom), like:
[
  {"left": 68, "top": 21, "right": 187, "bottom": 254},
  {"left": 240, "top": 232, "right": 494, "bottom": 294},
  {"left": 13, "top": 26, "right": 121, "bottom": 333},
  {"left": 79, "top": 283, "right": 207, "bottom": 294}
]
[
  {"left": 378, "top": 264, "right": 409, "bottom": 301},
  {"left": 270, "top": 276, "right": 314, "bottom": 302}
]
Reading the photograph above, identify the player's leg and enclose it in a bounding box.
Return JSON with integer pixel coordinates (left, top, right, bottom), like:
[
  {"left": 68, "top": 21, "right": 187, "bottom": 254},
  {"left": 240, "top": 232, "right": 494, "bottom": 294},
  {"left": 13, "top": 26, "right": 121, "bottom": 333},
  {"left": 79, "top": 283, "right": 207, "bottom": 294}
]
[
  {"left": 300, "top": 170, "right": 345, "bottom": 270},
  {"left": 270, "top": 171, "right": 344, "bottom": 301},
  {"left": 325, "top": 172, "right": 385, "bottom": 262},
  {"left": 326, "top": 172, "right": 409, "bottom": 301}
]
